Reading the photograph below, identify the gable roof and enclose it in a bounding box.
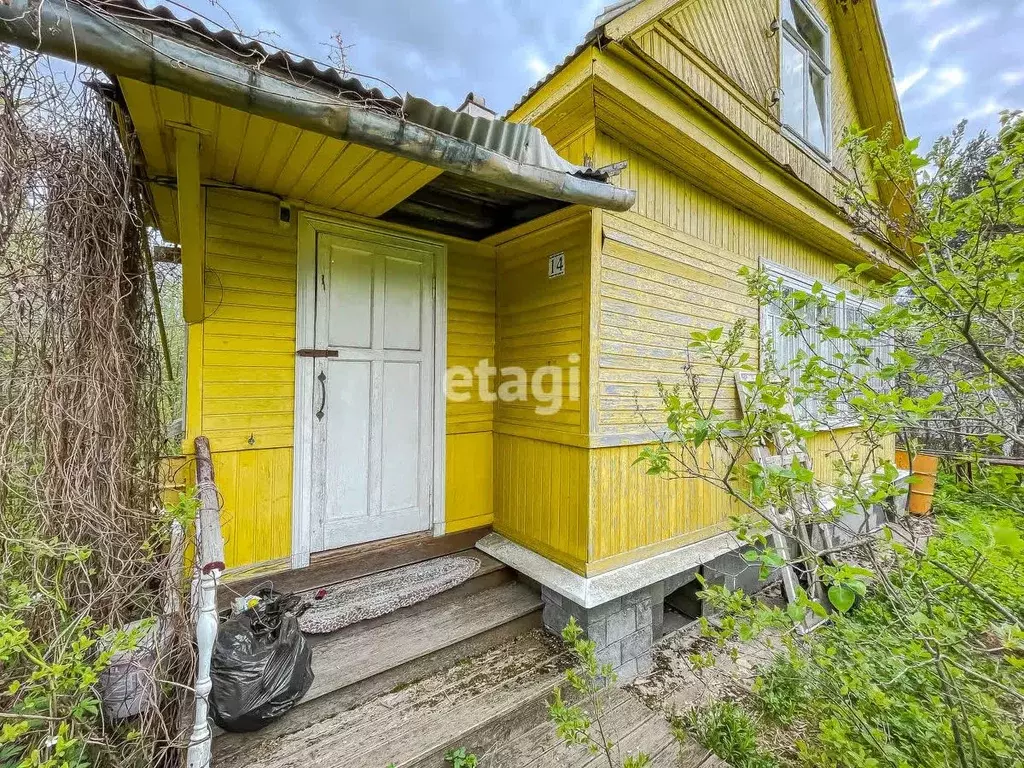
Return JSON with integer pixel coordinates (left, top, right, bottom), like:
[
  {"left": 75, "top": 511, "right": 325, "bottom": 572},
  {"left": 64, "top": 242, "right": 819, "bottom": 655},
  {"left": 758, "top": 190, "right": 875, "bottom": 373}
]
[{"left": 508, "top": 0, "right": 906, "bottom": 143}]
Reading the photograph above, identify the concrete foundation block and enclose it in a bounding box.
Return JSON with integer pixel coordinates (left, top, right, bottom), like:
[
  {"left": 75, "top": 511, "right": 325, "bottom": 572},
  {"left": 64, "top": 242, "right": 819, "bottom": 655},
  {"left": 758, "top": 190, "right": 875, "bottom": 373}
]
[
  {"left": 702, "top": 547, "right": 774, "bottom": 598},
  {"left": 541, "top": 585, "right": 657, "bottom": 684}
]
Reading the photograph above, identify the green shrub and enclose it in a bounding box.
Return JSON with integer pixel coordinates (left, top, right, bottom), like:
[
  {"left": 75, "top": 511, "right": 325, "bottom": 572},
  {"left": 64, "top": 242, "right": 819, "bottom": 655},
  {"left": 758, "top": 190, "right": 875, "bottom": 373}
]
[
  {"left": 680, "top": 700, "right": 778, "bottom": 768},
  {"left": 752, "top": 657, "right": 808, "bottom": 727}
]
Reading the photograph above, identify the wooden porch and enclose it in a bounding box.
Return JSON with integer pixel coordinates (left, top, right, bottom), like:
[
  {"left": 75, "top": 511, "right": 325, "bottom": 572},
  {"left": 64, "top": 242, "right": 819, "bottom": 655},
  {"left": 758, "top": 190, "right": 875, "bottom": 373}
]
[{"left": 210, "top": 528, "right": 727, "bottom": 767}]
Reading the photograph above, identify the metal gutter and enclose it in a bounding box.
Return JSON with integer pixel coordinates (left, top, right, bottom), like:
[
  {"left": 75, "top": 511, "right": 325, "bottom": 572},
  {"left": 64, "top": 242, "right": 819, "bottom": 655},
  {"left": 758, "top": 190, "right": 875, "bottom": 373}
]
[{"left": 0, "top": 0, "right": 636, "bottom": 212}]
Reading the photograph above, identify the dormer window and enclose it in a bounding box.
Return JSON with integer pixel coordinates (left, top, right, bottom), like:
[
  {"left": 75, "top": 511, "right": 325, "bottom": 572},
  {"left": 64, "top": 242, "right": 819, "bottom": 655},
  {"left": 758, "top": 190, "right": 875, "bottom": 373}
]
[{"left": 780, "top": 0, "right": 831, "bottom": 158}]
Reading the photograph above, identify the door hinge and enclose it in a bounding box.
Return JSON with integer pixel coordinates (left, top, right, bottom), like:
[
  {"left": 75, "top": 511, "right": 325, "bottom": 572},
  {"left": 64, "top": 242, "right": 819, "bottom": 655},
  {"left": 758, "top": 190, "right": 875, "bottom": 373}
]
[{"left": 296, "top": 348, "right": 339, "bottom": 358}]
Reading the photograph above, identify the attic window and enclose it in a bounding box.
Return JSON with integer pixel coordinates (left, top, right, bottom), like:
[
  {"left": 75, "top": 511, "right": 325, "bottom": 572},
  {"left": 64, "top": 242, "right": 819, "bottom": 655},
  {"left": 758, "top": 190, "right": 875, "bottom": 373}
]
[{"left": 780, "top": 0, "right": 831, "bottom": 158}]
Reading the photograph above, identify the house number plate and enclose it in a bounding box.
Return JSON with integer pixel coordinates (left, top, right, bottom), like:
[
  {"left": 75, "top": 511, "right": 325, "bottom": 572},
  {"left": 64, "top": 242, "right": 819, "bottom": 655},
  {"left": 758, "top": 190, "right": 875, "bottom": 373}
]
[{"left": 548, "top": 251, "right": 565, "bottom": 278}]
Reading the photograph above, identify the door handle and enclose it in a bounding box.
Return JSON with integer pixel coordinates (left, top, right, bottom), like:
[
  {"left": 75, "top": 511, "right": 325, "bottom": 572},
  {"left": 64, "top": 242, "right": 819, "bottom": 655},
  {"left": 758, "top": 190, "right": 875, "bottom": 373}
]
[
  {"left": 316, "top": 370, "right": 327, "bottom": 421},
  {"left": 297, "top": 348, "right": 339, "bottom": 358}
]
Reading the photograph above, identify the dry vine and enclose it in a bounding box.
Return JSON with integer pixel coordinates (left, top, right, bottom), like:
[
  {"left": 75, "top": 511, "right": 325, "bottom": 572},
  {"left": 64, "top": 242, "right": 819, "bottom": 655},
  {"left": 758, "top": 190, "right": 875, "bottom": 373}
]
[{"left": 0, "top": 48, "right": 192, "bottom": 766}]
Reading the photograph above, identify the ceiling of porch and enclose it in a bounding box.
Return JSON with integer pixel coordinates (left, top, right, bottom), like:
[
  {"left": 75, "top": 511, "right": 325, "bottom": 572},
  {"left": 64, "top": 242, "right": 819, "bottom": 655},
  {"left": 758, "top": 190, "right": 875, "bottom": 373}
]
[
  {"left": 119, "top": 78, "right": 444, "bottom": 241},
  {"left": 118, "top": 79, "right": 571, "bottom": 242}
]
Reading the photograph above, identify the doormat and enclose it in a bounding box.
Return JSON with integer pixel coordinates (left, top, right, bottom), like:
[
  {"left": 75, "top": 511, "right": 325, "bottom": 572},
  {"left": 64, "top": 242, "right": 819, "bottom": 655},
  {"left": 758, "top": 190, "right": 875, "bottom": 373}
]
[{"left": 297, "top": 555, "right": 481, "bottom": 635}]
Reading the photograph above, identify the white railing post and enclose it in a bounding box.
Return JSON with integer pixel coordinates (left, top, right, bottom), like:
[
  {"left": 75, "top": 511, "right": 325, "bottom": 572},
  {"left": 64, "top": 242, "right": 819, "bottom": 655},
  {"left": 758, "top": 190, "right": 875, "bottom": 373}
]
[
  {"left": 188, "top": 565, "right": 220, "bottom": 768},
  {"left": 188, "top": 436, "right": 225, "bottom": 768}
]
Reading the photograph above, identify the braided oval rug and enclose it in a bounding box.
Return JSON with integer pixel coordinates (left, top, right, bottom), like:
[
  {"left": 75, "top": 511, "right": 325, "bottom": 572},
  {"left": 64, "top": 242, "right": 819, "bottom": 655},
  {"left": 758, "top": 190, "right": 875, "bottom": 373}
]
[{"left": 297, "top": 554, "right": 481, "bottom": 635}]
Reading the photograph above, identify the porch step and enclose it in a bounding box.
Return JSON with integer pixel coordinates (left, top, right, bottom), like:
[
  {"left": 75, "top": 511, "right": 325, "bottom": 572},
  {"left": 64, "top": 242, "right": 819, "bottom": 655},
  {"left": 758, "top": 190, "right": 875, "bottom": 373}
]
[
  {"left": 213, "top": 574, "right": 544, "bottom": 768},
  {"left": 218, "top": 527, "right": 490, "bottom": 610},
  {"left": 301, "top": 561, "right": 530, "bottom": 703},
  {"left": 484, "top": 683, "right": 718, "bottom": 768},
  {"left": 214, "top": 628, "right": 568, "bottom": 768}
]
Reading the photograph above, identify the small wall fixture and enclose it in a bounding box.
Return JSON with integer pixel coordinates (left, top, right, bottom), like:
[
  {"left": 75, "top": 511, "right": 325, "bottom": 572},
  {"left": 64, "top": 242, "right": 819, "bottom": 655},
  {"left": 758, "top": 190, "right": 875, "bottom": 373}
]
[{"left": 768, "top": 18, "right": 780, "bottom": 36}]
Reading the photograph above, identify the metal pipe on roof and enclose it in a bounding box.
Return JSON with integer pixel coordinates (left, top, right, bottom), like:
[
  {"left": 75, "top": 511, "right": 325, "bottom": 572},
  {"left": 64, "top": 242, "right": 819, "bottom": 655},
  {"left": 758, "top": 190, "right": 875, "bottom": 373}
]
[{"left": 0, "top": 0, "right": 636, "bottom": 212}]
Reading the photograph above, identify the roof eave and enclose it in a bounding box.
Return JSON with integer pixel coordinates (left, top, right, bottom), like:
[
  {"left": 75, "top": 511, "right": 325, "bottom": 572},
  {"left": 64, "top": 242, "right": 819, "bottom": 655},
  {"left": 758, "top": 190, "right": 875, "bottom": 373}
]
[{"left": 0, "top": 0, "right": 635, "bottom": 213}]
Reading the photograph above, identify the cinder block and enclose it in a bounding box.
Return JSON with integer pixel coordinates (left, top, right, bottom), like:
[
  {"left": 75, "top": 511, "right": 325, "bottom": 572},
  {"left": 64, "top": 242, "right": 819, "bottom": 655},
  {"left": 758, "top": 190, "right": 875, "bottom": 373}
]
[
  {"left": 615, "top": 658, "right": 638, "bottom": 681},
  {"left": 542, "top": 602, "right": 570, "bottom": 635},
  {"left": 606, "top": 607, "right": 637, "bottom": 644},
  {"left": 623, "top": 587, "right": 649, "bottom": 607},
  {"left": 620, "top": 626, "right": 653, "bottom": 663},
  {"left": 635, "top": 596, "right": 653, "bottom": 631},
  {"left": 635, "top": 651, "right": 654, "bottom": 677},
  {"left": 588, "top": 616, "right": 608, "bottom": 649},
  {"left": 595, "top": 642, "right": 620, "bottom": 670},
  {"left": 703, "top": 548, "right": 767, "bottom": 595},
  {"left": 542, "top": 586, "right": 563, "bottom": 608}
]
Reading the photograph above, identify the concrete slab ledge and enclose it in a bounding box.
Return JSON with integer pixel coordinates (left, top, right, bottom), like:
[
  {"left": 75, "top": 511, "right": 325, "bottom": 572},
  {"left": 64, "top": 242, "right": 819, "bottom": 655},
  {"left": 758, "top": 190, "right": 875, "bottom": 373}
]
[{"left": 476, "top": 531, "right": 742, "bottom": 609}]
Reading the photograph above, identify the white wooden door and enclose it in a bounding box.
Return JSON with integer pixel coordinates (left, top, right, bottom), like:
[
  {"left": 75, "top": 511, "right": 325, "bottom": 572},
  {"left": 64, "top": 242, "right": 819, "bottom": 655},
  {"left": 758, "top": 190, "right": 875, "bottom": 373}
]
[{"left": 310, "top": 229, "right": 435, "bottom": 551}]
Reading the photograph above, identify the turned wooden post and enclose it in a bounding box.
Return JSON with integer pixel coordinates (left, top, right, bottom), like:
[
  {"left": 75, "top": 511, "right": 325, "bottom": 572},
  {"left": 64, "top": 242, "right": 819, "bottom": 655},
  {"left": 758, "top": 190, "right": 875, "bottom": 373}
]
[{"left": 188, "top": 436, "right": 225, "bottom": 768}]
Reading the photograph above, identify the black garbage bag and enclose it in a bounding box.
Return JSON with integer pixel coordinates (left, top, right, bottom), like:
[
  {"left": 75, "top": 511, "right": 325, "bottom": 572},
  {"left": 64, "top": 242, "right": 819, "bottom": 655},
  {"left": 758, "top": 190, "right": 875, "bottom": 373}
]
[{"left": 210, "top": 592, "right": 314, "bottom": 732}]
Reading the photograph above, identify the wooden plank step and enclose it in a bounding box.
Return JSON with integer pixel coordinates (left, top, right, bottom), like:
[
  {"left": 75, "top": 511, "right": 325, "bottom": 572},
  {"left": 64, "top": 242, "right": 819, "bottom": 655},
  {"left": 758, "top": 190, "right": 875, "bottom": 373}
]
[
  {"left": 219, "top": 528, "right": 490, "bottom": 608},
  {"left": 215, "top": 628, "right": 567, "bottom": 768},
  {"left": 300, "top": 550, "right": 511, "bottom": 650},
  {"left": 302, "top": 579, "right": 540, "bottom": 703},
  {"left": 648, "top": 738, "right": 717, "bottom": 767},
  {"left": 498, "top": 686, "right": 651, "bottom": 768}
]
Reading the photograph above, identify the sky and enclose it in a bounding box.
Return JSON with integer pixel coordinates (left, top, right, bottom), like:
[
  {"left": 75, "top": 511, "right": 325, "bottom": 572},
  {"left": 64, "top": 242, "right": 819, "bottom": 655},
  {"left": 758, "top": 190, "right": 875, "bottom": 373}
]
[{"left": 189, "top": 0, "right": 1023, "bottom": 151}]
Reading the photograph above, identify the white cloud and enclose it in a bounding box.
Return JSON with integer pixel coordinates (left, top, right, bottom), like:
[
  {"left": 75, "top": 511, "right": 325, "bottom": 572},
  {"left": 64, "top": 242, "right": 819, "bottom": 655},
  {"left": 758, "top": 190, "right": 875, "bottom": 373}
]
[
  {"left": 964, "top": 99, "right": 1006, "bottom": 121},
  {"left": 1001, "top": 71, "right": 1024, "bottom": 86},
  {"left": 937, "top": 67, "right": 966, "bottom": 87},
  {"left": 896, "top": 67, "right": 930, "bottom": 96},
  {"left": 924, "top": 14, "right": 992, "bottom": 53},
  {"left": 900, "top": 0, "right": 955, "bottom": 14},
  {"left": 907, "top": 67, "right": 967, "bottom": 107},
  {"left": 525, "top": 54, "right": 549, "bottom": 78}
]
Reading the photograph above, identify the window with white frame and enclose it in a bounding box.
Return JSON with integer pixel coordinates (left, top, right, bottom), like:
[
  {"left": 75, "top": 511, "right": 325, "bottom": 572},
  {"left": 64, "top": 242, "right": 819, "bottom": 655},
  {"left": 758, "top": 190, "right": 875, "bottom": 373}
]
[
  {"left": 780, "top": 0, "right": 831, "bottom": 157},
  {"left": 761, "top": 263, "right": 886, "bottom": 427}
]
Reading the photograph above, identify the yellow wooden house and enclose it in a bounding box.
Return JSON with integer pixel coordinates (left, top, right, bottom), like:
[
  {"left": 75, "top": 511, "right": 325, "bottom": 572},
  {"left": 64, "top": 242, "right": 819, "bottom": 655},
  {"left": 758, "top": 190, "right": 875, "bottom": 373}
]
[
  {"left": 4, "top": 0, "right": 906, "bottom": 687},
  {"left": 490, "top": 0, "right": 908, "bottom": 585}
]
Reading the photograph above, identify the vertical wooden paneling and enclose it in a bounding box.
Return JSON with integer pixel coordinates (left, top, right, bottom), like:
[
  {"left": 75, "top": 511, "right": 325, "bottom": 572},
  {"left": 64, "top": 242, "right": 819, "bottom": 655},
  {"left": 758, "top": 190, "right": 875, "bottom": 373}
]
[
  {"left": 446, "top": 432, "right": 494, "bottom": 533},
  {"left": 213, "top": 447, "right": 293, "bottom": 568},
  {"left": 494, "top": 211, "right": 591, "bottom": 436},
  {"left": 662, "top": 0, "right": 778, "bottom": 106},
  {"left": 588, "top": 444, "right": 741, "bottom": 574},
  {"left": 493, "top": 434, "right": 589, "bottom": 574},
  {"left": 445, "top": 239, "right": 497, "bottom": 531}
]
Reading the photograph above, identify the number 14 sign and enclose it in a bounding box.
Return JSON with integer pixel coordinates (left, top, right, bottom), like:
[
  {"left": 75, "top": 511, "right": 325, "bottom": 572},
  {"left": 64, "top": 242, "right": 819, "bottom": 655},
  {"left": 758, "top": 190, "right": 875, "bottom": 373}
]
[{"left": 548, "top": 251, "right": 565, "bottom": 278}]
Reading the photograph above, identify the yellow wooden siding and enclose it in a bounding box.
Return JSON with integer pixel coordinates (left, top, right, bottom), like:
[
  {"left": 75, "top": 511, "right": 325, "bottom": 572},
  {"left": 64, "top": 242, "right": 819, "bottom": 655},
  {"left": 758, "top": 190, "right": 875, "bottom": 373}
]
[
  {"left": 585, "top": 130, "right": 892, "bottom": 568},
  {"left": 445, "top": 239, "right": 497, "bottom": 531},
  {"left": 588, "top": 443, "right": 740, "bottom": 573},
  {"left": 446, "top": 432, "right": 494, "bottom": 533},
  {"left": 806, "top": 429, "right": 897, "bottom": 485},
  {"left": 493, "top": 433, "right": 590, "bottom": 574},
  {"left": 662, "top": 0, "right": 777, "bottom": 110},
  {"left": 589, "top": 54, "right": 887, "bottom": 269},
  {"left": 625, "top": 0, "right": 876, "bottom": 207},
  {"left": 494, "top": 212, "right": 591, "bottom": 437},
  {"left": 199, "top": 189, "right": 298, "bottom": 451},
  {"left": 213, "top": 447, "right": 293, "bottom": 567},
  {"left": 447, "top": 240, "right": 497, "bottom": 435}
]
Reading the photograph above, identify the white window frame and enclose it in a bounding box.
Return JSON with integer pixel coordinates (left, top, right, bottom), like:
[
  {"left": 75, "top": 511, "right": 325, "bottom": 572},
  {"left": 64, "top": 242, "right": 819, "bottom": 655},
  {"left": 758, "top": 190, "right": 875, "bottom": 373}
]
[
  {"left": 760, "top": 262, "right": 885, "bottom": 430},
  {"left": 779, "top": 0, "right": 832, "bottom": 161}
]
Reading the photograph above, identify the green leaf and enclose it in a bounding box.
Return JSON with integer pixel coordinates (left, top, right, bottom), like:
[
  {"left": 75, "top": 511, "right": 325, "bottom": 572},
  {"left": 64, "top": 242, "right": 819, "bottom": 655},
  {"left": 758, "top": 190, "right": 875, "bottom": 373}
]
[{"left": 828, "top": 584, "right": 857, "bottom": 613}]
